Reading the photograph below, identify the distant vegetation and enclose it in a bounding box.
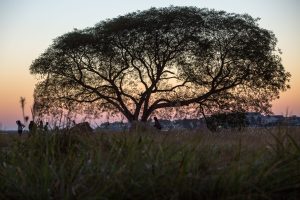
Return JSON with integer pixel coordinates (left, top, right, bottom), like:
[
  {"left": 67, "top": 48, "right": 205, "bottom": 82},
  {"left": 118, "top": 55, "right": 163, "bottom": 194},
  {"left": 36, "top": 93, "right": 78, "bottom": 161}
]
[
  {"left": 206, "top": 112, "right": 247, "bottom": 131},
  {"left": 1, "top": 127, "right": 300, "bottom": 199}
]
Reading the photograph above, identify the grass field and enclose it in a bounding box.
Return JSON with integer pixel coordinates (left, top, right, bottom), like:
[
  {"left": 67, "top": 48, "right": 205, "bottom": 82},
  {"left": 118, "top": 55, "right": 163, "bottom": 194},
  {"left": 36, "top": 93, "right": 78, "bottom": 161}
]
[{"left": 0, "top": 126, "right": 300, "bottom": 200}]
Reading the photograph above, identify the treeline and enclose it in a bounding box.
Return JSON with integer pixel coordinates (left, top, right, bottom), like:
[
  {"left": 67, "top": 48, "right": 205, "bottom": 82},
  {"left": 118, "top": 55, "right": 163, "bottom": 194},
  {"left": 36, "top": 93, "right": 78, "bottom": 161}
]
[{"left": 206, "top": 112, "right": 247, "bottom": 132}]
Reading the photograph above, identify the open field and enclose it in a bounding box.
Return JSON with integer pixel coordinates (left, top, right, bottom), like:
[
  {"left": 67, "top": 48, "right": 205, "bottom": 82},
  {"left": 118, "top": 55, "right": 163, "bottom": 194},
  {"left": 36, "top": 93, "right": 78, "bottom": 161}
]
[{"left": 1, "top": 127, "right": 300, "bottom": 199}]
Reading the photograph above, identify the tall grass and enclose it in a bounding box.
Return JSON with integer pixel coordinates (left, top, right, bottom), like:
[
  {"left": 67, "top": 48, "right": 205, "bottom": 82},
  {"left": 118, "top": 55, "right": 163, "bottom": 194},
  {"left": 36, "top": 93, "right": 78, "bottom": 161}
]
[{"left": 0, "top": 127, "right": 299, "bottom": 200}]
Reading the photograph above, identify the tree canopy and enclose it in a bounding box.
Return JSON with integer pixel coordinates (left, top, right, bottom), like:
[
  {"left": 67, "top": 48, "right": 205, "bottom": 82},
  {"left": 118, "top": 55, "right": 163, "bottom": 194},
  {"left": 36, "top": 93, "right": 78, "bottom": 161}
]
[{"left": 30, "top": 6, "right": 290, "bottom": 122}]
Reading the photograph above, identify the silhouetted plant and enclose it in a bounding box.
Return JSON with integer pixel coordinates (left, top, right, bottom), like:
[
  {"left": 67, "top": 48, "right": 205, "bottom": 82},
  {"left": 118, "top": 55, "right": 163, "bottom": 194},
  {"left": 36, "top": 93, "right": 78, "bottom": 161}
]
[
  {"left": 30, "top": 6, "right": 290, "bottom": 123},
  {"left": 0, "top": 127, "right": 299, "bottom": 199},
  {"left": 19, "top": 97, "right": 29, "bottom": 123}
]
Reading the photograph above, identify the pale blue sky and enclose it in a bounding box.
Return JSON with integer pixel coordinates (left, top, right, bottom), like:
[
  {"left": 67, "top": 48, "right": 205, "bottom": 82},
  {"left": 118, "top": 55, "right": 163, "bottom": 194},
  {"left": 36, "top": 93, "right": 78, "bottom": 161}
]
[{"left": 0, "top": 0, "right": 299, "bottom": 130}]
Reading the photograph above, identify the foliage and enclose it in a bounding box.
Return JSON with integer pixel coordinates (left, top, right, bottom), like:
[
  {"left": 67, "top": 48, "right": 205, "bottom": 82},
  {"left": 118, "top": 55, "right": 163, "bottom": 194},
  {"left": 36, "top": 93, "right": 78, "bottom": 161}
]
[
  {"left": 206, "top": 112, "right": 247, "bottom": 132},
  {"left": 30, "top": 6, "right": 290, "bottom": 122},
  {"left": 1, "top": 128, "right": 300, "bottom": 199},
  {"left": 19, "top": 97, "right": 29, "bottom": 123}
]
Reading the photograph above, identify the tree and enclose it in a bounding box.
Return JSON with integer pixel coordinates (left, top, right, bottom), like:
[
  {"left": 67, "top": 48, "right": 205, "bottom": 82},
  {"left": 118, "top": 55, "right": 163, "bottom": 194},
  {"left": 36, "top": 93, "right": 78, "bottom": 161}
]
[{"left": 30, "top": 6, "right": 290, "bottom": 123}]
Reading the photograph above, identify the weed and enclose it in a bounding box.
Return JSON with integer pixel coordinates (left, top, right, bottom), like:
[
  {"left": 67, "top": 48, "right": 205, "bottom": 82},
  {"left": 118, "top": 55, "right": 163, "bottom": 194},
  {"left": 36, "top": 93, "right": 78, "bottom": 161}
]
[{"left": 0, "top": 127, "right": 299, "bottom": 199}]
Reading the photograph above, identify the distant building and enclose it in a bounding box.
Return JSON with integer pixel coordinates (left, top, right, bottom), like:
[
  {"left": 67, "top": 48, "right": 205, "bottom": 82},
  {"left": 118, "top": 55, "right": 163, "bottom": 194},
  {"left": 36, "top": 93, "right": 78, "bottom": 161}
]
[{"left": 286, "top": 115, "right": 300, "bottom": 126}]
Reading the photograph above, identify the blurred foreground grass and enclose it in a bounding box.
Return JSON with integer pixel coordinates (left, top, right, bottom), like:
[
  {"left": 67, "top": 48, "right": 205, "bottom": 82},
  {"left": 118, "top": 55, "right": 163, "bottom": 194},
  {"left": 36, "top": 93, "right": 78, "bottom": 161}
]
[{"left": 0, "top": 127, "right": 300, "bottom": 200}]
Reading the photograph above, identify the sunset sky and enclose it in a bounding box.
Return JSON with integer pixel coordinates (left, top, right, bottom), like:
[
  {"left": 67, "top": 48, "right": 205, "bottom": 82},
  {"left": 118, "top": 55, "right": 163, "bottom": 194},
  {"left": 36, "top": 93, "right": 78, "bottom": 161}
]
[{"left": 0, "top": 0, "right": 299, "bottom": 130}]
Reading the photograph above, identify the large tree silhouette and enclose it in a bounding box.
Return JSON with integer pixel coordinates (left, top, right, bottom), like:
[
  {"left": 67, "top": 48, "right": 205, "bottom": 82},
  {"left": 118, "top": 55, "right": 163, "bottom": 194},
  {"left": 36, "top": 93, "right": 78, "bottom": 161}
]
[{"left": 30, "top": 7, "right": 290, "bottom": 122}]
